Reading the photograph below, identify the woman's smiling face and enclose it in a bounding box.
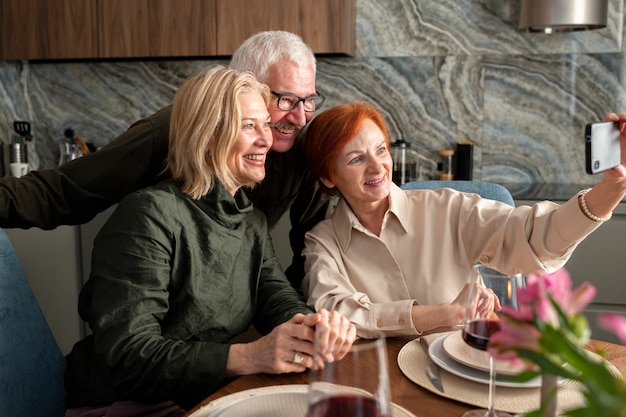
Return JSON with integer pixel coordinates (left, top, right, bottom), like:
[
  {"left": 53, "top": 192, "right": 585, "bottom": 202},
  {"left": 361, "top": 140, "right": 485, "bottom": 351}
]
[
  {"left": 227, "top": 92, "right": 272, "bottom": 194},
  {"left": 321, "top": 119, "right": 393, "bottom": 208}
]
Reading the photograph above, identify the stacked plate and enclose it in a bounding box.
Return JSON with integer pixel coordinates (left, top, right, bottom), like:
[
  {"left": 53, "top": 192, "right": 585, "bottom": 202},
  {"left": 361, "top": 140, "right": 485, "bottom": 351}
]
[
  {"left": 427, "top": 331, "right": 541, "bottom": 388},
  {"left": 397, "top": 331, "right": 621, "bottom": 413}
]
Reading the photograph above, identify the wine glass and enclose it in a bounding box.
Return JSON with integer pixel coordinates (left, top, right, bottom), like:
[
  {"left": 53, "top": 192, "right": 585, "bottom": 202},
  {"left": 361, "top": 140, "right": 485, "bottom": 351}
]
[
  {"left": 462, "top": 264, "right": 523, "bottom": 417},
  {"left": 307, "top": 329, "right": 391, "bottom": 417}
]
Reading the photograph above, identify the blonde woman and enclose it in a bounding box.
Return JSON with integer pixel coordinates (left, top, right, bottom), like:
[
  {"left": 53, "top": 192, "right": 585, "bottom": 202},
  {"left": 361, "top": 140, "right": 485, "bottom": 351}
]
[{"left": 63, "top": 67, "right": 355, "bottom": 417}]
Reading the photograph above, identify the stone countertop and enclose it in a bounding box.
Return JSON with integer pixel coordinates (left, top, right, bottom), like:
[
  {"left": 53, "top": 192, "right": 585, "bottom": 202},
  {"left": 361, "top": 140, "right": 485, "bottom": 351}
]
[
  {"left": 503, "top": 183, "right": 626, "bottom": 215},
  {"left": 500, "top": 183, "right": 590, "bottom": 202}
]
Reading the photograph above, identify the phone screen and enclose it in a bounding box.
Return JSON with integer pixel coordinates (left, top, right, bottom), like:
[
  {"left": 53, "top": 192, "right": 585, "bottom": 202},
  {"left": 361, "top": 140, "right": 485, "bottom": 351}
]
[{"left": 585, "top": 121, "right": 621, "bottom": 174}]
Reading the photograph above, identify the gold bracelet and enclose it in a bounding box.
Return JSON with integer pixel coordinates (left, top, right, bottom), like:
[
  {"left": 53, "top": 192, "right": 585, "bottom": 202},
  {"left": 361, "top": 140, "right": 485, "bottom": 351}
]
[{"left": 579, "top": 188, "right": 612, "bottom": 222}]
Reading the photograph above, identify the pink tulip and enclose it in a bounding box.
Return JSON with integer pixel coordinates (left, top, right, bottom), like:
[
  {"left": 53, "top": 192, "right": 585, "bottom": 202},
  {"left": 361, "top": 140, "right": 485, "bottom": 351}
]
[
  {"left": 489, "top": 317, "right": 541, "bottom": 367},
  {"left": 522, "top": 269, "right": 596, "bottom": 326},
  {"left": 599, "top": 313, "right": 626, "bottom": 345},
  {"left": 521, "top": 272, "right": 561, "bottom": 325},
  {"left": 486, "top": 268, "right": 626, "bottom": 415},
  {"left": 489, "top": 268, "right": 596, "bottom": 363},
  {"left": 541, "top": 269, "right": 596, "bottom": 316}
]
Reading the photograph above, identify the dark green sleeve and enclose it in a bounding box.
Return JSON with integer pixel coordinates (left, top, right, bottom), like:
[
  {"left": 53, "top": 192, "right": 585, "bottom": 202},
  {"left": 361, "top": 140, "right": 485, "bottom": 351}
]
[
  {"left": 84, "top": 192, "right": 231, "bottom": 409},
  {"left": 0, "top": 107, "right": 171, "bottom": 229}
]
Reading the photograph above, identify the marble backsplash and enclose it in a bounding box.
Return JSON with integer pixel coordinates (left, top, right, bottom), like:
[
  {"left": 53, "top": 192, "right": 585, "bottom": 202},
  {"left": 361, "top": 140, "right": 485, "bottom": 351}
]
[{"left": 1, "top": 0, "right": 625, "bottom": 190}]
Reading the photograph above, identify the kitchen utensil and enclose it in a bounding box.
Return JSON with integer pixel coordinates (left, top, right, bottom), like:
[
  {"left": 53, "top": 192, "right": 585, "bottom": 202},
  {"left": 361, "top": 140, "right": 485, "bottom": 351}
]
[
  {"left": 9, "top": 162, "right": 28, "bottom": 177},
  {"left": 13, "top": 121, "right": 32, "bottom": 142},
  {"left": 418, "top": 337, "right": 445, "bottom": 392},
  {"left": 60, "top": 128, "right": 89, "bottom": 165},
  {"left": 9, "top": 142, "right": 27, "bottom": 164},
  {"left": 59, "top": 142, "right": 82, "bottom": 165}
]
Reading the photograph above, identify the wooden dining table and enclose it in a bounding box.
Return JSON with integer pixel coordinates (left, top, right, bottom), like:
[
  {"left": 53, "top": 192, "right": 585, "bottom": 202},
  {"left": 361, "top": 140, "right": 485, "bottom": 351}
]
[{"left": 185, "top": 337, "right": 626, "bottom": 417}]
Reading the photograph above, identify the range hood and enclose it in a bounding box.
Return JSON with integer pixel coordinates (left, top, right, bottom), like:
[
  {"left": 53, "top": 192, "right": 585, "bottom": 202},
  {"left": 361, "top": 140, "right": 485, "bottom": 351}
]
[{"left": 519, "top": 0, "right": 608, "bottom": 33}]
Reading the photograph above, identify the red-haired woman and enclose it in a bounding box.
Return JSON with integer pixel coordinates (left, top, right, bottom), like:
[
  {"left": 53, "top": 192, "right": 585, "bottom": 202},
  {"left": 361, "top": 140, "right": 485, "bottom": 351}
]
[{"left": 302, "top": 101, "right": 626, "bottom": 339}]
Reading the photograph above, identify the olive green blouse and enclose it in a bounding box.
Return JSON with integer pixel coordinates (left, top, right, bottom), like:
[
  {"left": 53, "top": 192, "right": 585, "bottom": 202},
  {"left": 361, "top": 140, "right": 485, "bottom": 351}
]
[{"left": 64, "top": 180, "right": 312, "bottom": 410}]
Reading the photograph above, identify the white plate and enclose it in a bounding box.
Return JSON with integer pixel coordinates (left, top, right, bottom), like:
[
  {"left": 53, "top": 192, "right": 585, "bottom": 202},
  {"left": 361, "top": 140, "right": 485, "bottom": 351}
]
[
  {"left": 428, "top": 335, "right": 542, "bottom": 388},
  {"left": 187, "top": 385, "right": 416, "bottom": 417},
  {"left": 442, "top": 331, "right": 525, "bottom": 376}
]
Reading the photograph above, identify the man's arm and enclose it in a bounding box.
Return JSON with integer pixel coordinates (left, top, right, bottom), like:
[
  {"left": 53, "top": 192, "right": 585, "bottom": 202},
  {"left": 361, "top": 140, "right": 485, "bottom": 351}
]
[
  {"left": 284, "top": 172, "right": 333, "bottom": 291},
  {"left": 0, "top": 106, "right": 171, "bottom": 229}
]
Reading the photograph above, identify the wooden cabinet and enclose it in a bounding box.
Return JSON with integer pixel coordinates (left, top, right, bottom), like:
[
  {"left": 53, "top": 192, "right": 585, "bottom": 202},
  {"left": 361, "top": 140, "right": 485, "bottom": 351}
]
[
  {"left": 0, "top": 0, "right": 216, "bottom": 60},
  {"left": 0, "top": 0, "right": 354, "bottom": 60},
  {"left": 0, "top": 0, "right": 98, "bottom": 60},
  {"left": 98, "top": 0, "right": 217, "bottom": 58},
  {"left": 215, "top": 0, "right": 355, "bottom": 56}
]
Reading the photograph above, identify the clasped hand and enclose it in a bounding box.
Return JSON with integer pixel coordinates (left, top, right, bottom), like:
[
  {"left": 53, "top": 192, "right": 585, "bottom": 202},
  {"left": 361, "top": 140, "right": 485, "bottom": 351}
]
[{"left": 227, "top": 309, "right": 356, "bottom": 376}]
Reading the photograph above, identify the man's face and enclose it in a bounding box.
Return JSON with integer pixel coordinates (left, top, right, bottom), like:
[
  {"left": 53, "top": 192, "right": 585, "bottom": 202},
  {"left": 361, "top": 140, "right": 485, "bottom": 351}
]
[{"left": 264, "top": 61, "right": 317, "bottom": 153}]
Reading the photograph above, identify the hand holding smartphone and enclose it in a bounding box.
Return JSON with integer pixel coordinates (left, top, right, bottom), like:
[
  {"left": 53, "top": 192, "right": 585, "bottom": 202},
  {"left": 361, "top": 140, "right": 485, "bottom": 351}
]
[{"left": 585, "top": 121, "right": 621, "bottom": 174}]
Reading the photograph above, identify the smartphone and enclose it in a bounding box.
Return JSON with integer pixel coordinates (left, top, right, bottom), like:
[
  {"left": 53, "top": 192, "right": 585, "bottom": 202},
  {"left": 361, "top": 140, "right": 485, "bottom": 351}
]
[{"left": 585, "top": 121, "right": 621, "bottom": 174}]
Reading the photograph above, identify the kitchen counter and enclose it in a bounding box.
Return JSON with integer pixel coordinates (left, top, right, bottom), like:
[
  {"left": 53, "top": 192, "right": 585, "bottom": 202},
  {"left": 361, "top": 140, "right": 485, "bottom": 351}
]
[
  {"left": 501, "top": 183, "right": 594, "bottom": 202},
  {"left": 502, "top": 183, "right": 626, "bottom": 214}
]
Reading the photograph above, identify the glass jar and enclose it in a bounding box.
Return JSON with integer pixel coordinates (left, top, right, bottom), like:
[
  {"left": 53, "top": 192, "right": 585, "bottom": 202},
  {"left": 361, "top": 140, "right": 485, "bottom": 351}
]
[
  {"left": 391, "top": 140, "right": 419, "bottom": 185},
  {"left": 438, "top": 149, "right": 454, "bottom": 180}
]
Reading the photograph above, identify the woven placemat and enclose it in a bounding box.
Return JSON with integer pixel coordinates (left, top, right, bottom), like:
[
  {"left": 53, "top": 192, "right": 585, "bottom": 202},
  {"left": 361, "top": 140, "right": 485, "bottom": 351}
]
[
  {"left": 188, "top": 384, "right": 416, "bottom": 417},
  {"left": 398, "top": 333, "right": 621, "bottom": 415}
]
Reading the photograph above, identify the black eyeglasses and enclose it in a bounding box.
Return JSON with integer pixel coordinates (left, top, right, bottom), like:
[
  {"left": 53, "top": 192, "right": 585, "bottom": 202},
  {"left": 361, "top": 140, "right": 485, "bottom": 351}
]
[{"left": 270, "top": 90, "right": 326, "bottom": 112}]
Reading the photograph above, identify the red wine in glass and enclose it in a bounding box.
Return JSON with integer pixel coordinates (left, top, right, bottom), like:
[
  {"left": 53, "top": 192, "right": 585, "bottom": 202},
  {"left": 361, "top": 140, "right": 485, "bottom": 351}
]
[
  {"left": 462, "top": 266, "right": 518, "bottom": 417},
  {"left": 307, "top": 394, "right": 386, "bottom": 417},
  {"left": 463, "top": 319, "right": 501, "bottom": 351}
]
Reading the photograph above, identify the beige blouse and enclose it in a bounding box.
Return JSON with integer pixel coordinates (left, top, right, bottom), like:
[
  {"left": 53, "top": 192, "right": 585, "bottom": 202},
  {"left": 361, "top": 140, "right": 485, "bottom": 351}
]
[{"left": 302, "top": 184, "right": 601, "bottom": 337}]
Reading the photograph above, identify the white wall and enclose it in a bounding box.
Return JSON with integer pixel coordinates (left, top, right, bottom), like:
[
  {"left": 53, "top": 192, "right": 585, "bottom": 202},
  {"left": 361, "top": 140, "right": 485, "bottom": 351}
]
[
  {"left": 517, "top": 200, "right": 626, "bottom": 344},
  {"left": 5, "top": 226, "right": 83, "bottom": 355}
]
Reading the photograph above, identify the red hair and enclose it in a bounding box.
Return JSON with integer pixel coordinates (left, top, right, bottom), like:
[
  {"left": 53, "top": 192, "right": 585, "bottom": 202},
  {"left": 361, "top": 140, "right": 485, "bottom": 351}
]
[{"left": 305, "top": 102, "right": 390, "bottom": 195}]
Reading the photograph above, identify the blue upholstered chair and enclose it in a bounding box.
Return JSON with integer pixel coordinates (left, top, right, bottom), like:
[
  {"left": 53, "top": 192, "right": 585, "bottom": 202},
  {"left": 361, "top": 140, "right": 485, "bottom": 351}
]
[
  {"left": 400, "top": 180, "right": 515, "bottom": 207},
  {"left": 0, "top": 228, "right": 66, "bottom": 417}
]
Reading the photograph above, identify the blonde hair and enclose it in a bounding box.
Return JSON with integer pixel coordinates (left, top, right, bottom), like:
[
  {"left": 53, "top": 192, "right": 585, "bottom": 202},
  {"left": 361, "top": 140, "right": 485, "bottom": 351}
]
[{"left": 167, "top": 66, "right": 270, "bottom": 199}]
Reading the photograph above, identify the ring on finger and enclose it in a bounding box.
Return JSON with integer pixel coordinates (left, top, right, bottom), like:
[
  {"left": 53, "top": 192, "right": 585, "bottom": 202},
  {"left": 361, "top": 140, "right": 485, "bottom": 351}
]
[{"left": 293, "top": 352, "right": 305, "bottom": 365}]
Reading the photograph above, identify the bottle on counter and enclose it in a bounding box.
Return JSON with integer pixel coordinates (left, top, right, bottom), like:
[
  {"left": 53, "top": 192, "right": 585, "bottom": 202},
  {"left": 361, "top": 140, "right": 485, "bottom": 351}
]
[
  {"left": 59, "top": 141, "right": 82, "bottom": 165},
  {"left": 8, "top": 135, "right": 29, "bottom": 177},
  {"left": 59, "top": 128, "right": 90, "bottom": 165},
  {"left": 455, "top": 141, "right": 474, "bottom": 181},
  {"left": 437, "top": 149, "right": 455, "bottom": 180}
]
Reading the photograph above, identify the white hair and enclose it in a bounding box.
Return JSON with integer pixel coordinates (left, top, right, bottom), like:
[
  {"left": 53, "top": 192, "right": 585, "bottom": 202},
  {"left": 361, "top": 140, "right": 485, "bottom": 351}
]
[{"left": 229, "top": 31, "right": 317, "bottom": 83}]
